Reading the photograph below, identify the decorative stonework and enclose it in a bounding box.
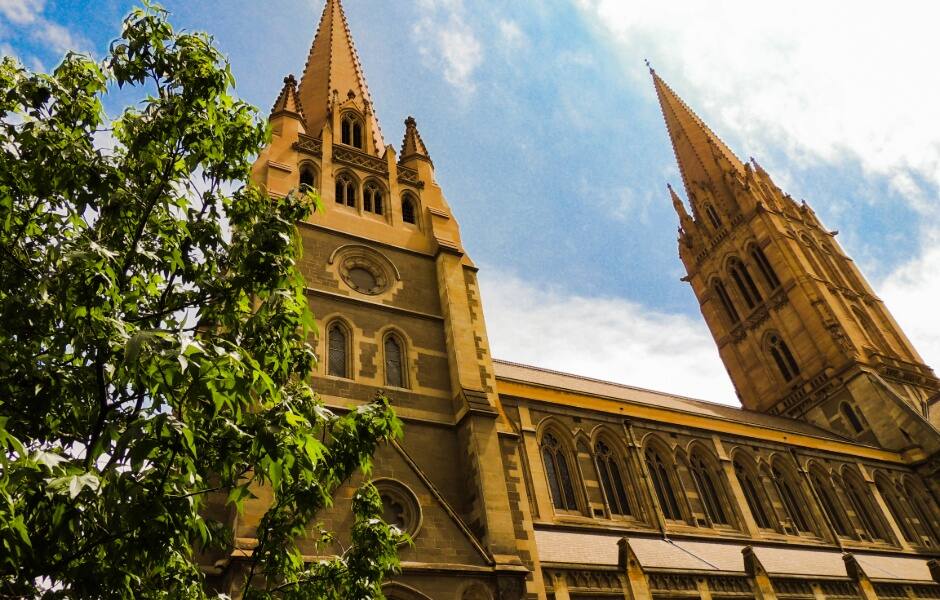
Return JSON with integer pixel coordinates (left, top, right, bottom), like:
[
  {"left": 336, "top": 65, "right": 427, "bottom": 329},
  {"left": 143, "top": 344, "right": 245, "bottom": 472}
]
[
  {"left": 373, "top": 478, "right": 422, "bottom": 540},
  {"left": 328, "top": 244, "right": 401, "bottom": 298},
  {"left": 333, "top": 144, "right": 388, "bottom": 175},
  {"left": 293, "top": 133, "right": 323, "bottom": 157}
]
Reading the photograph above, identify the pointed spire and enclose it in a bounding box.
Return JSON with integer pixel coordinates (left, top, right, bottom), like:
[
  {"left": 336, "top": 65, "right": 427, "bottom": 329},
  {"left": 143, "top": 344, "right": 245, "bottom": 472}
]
[
  {"left": 399, "top": 116, "right": 432, "bottom": 165},
  {"left": 297, "top": 0, "right": 384, "bottom": 148},
  {"left": 668, "top": 183, "right": 689, "bottom": 219},
  {"left": 652, "top": 70, "right": 745, "bottom": 200},
  {"left": 270, "top": 74, "right": 305, "bottom": 120}
]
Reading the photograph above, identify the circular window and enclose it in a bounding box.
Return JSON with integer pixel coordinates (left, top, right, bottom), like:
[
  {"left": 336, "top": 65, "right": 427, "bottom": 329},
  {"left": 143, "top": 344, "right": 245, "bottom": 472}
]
[
  {"left": 374, "top": 479, "right": 421, "bottom": 541},
  {"left": 339, "top": 256, "right": 388, "bottom": 295}
]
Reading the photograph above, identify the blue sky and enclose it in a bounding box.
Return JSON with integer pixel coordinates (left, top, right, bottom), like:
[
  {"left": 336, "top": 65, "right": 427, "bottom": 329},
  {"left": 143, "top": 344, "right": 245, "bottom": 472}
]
[{"left": 3, "top": 0, "right": 939, "bottom": 405}]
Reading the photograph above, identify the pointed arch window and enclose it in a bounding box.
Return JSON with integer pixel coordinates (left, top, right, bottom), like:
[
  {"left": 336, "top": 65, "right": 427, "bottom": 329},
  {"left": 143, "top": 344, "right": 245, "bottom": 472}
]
[
  {"left": 689, "top": 453, "right": 728, "bottom": 526},
  {"left": 713, "top": 278, "right": 740, "bottom": 325},
  {"left": 645, "top": 446, "right": 682, "bottom": 521},
  {"left": 341, "top": 112, "right": 364, "bottom": 149},
  {"left": 768, "top": 334, "right": 800, "bottom": 382},
  {"left": 810, "top": 472, "right": 851, "bottom": 537},
  {"left": 772, "top": 466, "right": 811, "bottom": 533},
  {"left": 704, "top": 204, "right": 722, "bottom": 229},
  {"left": 541, "top": 433, "right": 579, "bottom": 511},
  {"left": 327, "top": 321, "right": 349, "bottom": 378},
  {"left": 842, "top": 475, "right": 887, "bottom": 541},
  {"left": 840, "top": 403, "right": 865, "bottom": 434},
  {"left": 728, "top": 257, "right": 763, "bottom": 309},
  {"left": 734, "top": 459, "right": 772, "bottom": 529},
  {"left": 299, "top": 164, "right": 317, "bottom": 191},
  {"left": 877, "top": 481, "right": 918, "bottom": 544},
  {"left": 594, "top": 440, "right": 632, "bottom": 517},
  {"left": 364, "top": 182, "right": 384, "bottom": 215},
  {"left": 750, "top": 245, "right": 780, "bottom": 289},
  {"left": 384, "top": 334, "right": 405, "bottom": 388},
  {"left": 905, "top": 482, "right": 940, "bottom": 545},
  {"left": 401, "top": 193, "right": 417, "bottom": 225},
  {"left": 335, "top": 173, "right": 356, "bottom": 208}
]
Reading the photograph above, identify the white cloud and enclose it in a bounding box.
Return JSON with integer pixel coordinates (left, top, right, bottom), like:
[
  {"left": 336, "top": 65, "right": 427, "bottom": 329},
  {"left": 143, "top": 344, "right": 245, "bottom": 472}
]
[
  {"left": 478, "top": 267, "right": 738, "bottom": 405},
  {"left": 0, "top": 0, "right": 44, "bottom": 25},
  {"left": 575, "top": 0, "right": 940, "bottom": 213},
  {"left": 34, "top": 20, "right": 84, "bottom": 54},
  {"left": 413, "top": 0, "right": 482, "bottom": 95},
  {"left": 878, "top": 231, "right": 940, "bottom": 372},
  {"left": 498, "top": 19, "right": 526, "bottom": 50}
]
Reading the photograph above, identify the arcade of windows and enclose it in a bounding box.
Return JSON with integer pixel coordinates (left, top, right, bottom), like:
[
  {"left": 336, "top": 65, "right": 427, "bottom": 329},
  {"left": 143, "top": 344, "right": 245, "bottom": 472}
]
[
  {"left": 709, "top": 245, "right": 804, "bottom": 385},
  {"left": 537, "top": 428, "right": 940, "bottom": 548},
  {"left": 325, "top": 321, "right": 409, "bottom": 389},
  {"left": 328, "top": 170, "right": 419, "bottom": 226}
]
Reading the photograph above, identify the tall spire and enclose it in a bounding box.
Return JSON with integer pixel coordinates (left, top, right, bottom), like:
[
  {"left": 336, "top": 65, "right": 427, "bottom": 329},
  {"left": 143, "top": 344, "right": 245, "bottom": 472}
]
[
  {"left": 297, "top": 0, "right": 384, "bottom": 148},
  {"left": 651, "top": 69, "right": 745, "bottom": 199}
]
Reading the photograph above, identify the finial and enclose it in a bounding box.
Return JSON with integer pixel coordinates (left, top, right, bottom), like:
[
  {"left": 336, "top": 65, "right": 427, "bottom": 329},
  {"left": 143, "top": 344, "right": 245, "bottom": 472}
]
[
  {"left": 645, "top": 58, "right": 654, "bottom": 74},
  {"left": 405, "top": 115, "right": 416, "bottom": 127},
  {"left": 283, "top": 74, "right": 296, "bottom": 86}
]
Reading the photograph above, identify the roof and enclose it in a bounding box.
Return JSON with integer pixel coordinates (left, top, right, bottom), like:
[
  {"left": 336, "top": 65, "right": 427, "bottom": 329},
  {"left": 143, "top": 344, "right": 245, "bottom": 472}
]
[
  {"left": 534, "top": 530, "right": 938, "bottom": 582},
  {"left": 493, "top": 359, "right": 849, "bottom": 442}
]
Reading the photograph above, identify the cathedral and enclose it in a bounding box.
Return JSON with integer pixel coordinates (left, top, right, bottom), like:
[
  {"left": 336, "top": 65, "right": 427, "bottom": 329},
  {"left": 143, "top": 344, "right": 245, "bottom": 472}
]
[{"left": 203, "top": 1, "right": 940, "bottom": 598}]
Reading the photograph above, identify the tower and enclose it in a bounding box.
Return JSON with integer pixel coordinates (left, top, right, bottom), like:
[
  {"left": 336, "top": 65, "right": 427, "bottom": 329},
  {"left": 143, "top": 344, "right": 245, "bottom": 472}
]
[
  {"left": 236, "top": 0, "right": 532, "bottom": 596},
  {"left": 652, "top": 70, "right": 940, "bottom": 456}
]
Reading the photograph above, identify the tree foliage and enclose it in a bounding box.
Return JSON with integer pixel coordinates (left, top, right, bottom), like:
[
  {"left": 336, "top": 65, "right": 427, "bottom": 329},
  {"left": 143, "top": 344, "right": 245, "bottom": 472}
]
[{"left": 0, "top": 4, "right": 402, "bottom": 597}]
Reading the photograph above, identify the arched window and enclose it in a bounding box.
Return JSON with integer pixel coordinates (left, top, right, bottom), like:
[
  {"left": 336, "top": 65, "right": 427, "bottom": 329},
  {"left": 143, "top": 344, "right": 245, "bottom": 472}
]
[
  {"left": 645, "top": 445, "right": 683, "bottom": 521},
  {"left": 768, "top": 334, "right": 800, "bottom": 382},
  {"left": 810, "top": 471, "right": 851, "bottom": 537},
  {"left": 728, "top": 257, "right": 763, "bottom": 309},
  {"left": 401, "top": 193, "right": 417, "bottom": 225},
  {"left": 877, "top": 481, "right": 918, "bottom": 544},
  {"left": 771, "top": 466, "right": 811, "bottom": 533},
  {"left": 713, "top": 278, "right": 740, "bottom": 325},
  {"left": 689, "top": 453, "right": 729, "bottom": 526},
  {"left": 905, "top": 481, "right": 940, "bottom": 545},
  {"left": 384, "top": 334, "right": 405, "bottom": 388},
  {"left": 335, "top": 173, "right": 356, "bottom": 208},
  {"left": 704, "top": 204, "right": 722, "bottom": 229},
  {"left": 734, "top": 459, "right": 772, "bottom": 529},
  {"left": 341, "top": 112, "right": 363, "bottom": 149},
  {"left": 750, "top": 245, "right": 781, "bottom": 289},
  {"left": 364, "top": 182, "right": 384, "bottom": 215},
  {"left": 541, "top": 432, "right": 579, "bottom": 511},
  {"left": 842, "top": 474, "right": 887, "bottom": 541},
  {"left": 594, "top": 440, "right": 632, "bottom": 517},
  {"left": 840, "top": 403, "right": 865, "bottom": 434},
  {"left": 299, "top": 164, "right": 317, "bottom": 191},
  {"left": 327, "top": 321, "right": 349, "bottom": 378}
]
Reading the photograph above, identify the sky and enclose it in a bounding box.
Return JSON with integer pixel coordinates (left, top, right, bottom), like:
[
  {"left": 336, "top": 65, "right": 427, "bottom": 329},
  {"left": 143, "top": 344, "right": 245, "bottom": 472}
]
[{"left": 2, "top": 0, "right": 939, "bottom": 406}]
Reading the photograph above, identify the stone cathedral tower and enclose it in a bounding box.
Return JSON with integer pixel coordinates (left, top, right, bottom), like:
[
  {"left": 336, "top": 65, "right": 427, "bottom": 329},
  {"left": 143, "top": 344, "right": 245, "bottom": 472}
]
[
  {"left": 653, "top": 70, "right": 940, "bottom": 458},
  {"left": 226, "top": 0, "right": 533, "bottom": 597}
]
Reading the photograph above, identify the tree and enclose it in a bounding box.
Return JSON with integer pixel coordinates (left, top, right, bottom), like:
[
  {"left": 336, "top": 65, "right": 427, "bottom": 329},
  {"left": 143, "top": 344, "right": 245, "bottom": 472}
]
[{"left": 0, "top": 4, "right": 403, "bottom": 598}]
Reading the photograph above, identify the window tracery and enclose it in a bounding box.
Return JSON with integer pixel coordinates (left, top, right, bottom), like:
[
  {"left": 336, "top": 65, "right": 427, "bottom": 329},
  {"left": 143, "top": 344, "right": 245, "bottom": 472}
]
[
  {"left": 689, "top": 453, "right": 729, "bottom": 526},
  {"left": 768, "top": 334, "right": 800, "bottom": 382},
  {"left": 713, "top": 278, "right": 740, "bottom": 325},
  {"left": 771, "top": 465, "right": 811, "bottom": 533},
  {"left": 734, "top": 458, "right": 772, "bottom": 529},
  {"left": 750, "top": 244, "right": 780, "bottom": 289},
  {"left": 541, "top": 432, "right": 579, "bottom": 512},
  {"left": 335, "top": 173, "right": 357, "bottom": 207},
  {"left": 728, "top": 257, "right": 763, "bottom": 309},
  {"left": 364, "top": 182, "right": 384, "bottom": 215},
  {"left": 341, "top": 112, "right": 364, "bottom": 149},
  {"left": 645, "top": 445, "right": 683, "bottom": 521},
  {"left": 401, "top": 193, "right": 417, "bottom": 224},
  {"left": 594, "top": 440, "right": 632, "bottom": 517}
]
